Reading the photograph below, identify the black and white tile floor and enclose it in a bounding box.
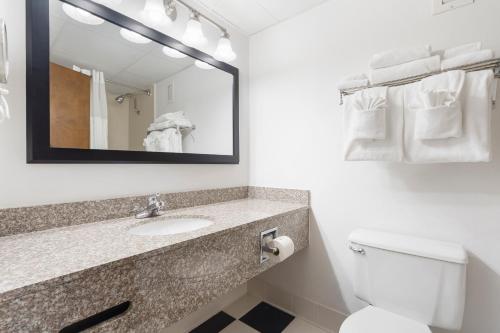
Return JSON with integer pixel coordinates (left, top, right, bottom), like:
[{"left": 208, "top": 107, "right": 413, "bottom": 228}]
[{"left": 189, "top": 295, "right": 329, "bottom": 333}]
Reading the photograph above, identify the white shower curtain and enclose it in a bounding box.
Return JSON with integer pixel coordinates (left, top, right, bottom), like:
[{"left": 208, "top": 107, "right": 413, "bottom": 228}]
[{"left": 90, "top": 70, "right": 108, "bottom": 149}]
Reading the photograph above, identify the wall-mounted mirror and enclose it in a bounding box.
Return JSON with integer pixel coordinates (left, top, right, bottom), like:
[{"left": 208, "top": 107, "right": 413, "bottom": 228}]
[{"left": 26, "top": 0, "right": 239, "bottom": 164}]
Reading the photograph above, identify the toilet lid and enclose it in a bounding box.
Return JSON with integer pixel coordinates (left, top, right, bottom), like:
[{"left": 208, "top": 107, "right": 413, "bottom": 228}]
[{"left": 340, "top": 306, "right": 432, "bottom": 333}]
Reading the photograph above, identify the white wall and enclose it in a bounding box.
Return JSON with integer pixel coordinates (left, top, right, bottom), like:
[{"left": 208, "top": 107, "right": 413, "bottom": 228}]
[
  {"left": 156, "top": 66, "right": 233, "bottom": 155},
  {"left": 0, "top": 0, "right": 249, "bottom": 208},
  {"left": 107, "top": 93, "right": 130, "bottom": 151},
  {"left": 249, "top": 1, "right": 500, "bottom": 332}
]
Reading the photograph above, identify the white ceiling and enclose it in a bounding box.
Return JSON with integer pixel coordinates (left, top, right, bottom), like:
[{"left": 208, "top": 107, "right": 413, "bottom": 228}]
[
  {"left": 49, "top": 0, "right": 195, "bottom": 95},
  {"left": 192, "top": 0, "right": 330, "bottom": 35}
]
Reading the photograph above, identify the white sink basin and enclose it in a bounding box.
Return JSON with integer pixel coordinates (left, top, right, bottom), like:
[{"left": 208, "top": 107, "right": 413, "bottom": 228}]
[{"left": 128, "top": 216, "right": 213, "bottom": 236}]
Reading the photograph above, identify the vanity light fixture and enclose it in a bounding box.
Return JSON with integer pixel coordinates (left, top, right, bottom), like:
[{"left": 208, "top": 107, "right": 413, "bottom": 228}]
[
  {"left": 119, "top": 28, "right": 152, "bottom": 44},
  {"left": 142, "top": 0, "right": 172, "bottom": 27},
  {"left": 194, "top": 60, "right": 214, "bottom": 70},
  {"left": 62, "top": 3, "right": 104, "bottom": 25},
  {"left": 182, "top": 12, "right": 207, "bottom": 47},
  {"left": 214, "top": 32, "right": 236, "bottom": 62},
  {"left": 162, "top": 46, "right": 187, "bottom": 58}
]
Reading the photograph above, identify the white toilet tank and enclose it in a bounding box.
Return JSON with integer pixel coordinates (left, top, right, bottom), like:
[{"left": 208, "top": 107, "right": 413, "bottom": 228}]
[{"left": 349, "top": 229, "right": 468, "bottom": 331}]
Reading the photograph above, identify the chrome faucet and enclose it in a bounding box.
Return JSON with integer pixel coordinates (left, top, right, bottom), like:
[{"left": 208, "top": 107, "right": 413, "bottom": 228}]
[{"left": 135, "top": 193, "right": 165, "bottom": 219}]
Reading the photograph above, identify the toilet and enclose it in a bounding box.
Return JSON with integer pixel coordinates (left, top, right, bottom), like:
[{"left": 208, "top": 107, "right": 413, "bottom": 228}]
[{"left": 341, "top": 229, "right": 468, "bottom": 333}]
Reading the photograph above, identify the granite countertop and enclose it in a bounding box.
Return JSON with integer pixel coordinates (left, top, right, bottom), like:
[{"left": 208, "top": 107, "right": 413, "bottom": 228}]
[{"left": 0, "top": 198, "right": 307, "bottom": 300}]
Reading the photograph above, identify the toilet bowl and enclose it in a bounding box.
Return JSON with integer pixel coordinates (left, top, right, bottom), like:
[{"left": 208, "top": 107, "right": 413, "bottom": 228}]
[
  {"left": 342, "top": 229, "right": 468, "bottom": 333},
  {"left": 340, "top": 306, "right": 431, "bottom": 333}
]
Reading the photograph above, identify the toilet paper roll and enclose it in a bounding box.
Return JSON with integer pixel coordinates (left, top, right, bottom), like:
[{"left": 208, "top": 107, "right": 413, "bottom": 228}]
[{"left": 270, "top": 236, "right": 295, "bottom": 262}]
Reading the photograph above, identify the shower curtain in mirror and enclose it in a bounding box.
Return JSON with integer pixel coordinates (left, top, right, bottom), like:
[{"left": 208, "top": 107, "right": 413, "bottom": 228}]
[{"left": 90, "top": 70, "right": 108, "bottom": 149}]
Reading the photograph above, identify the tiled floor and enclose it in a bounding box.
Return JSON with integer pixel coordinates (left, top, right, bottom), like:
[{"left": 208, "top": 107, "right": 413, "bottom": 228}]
[{"left": 189, "top": 295, "right": 329, "bottom": 333}]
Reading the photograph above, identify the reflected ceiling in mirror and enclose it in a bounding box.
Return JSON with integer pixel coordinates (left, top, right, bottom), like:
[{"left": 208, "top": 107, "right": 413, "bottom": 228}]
[{"left": 48, "top": 0, "right": 234, "bottom": 156}]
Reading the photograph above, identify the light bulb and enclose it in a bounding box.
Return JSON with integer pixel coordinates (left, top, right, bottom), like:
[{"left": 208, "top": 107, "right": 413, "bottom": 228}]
[
  {"left": 162, "top": 46, "right": 187, "bottom": 59},
  {"left": 62, "top": 3, "right": 104, "bottom": 25},
  {"left": 142, "top": 0, "right": 171, "bottom": 27},
  {"left": 120, "top": 28, "right": 151, "bottom": 44},
  {"left": 214, "top": 35, "right": 236, "bottom": 62},
  {"left": 182, "top": 15, "right": 207, "bottom": 47},
  {"left": 195, "top": 60, "right": 214, "bottom": 70}
]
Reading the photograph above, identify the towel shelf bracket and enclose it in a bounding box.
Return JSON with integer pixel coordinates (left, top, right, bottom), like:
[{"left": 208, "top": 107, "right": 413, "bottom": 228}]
[{"left": 339, "top": 58, "right": 500, "bottom": 106}]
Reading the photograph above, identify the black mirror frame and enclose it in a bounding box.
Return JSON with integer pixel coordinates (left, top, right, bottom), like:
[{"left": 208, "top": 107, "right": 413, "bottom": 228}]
[{"left": 26, "top": 0, "right": 239, "bottom": 164}]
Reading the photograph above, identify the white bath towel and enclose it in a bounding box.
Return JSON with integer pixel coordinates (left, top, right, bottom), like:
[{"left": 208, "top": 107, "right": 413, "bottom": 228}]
[
  {"left": 370, "top": 55, "right": 441, "bottom": 85},
  {"left": 148, "top": 118, "right": 192, "bottom": 132},
  {"left": 337, "top": 73, "right": 369, "bottom": 90},
  {"left": 369, "top": 45, "right": 431, "bottom": 70},
  {"left": 411, "top": 70, "right": 466, "bottom": 140},
  {"left": 441, "top": 49, "right": 494, "bottom": 70},
  {"left": 443, "top": 42, "right": 482, "bottom": 60},
  {"left": 404, "top": 70, "right": 494, "bottom": 163},
  {"left": 144, "top": 128, "right": 183, "bottom": 153},
  {"left": 344, "top": 86, "right": 403, "bottom": 161}
]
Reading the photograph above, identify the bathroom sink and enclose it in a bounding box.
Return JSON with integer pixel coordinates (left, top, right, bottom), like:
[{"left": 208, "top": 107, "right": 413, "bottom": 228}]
[{"left": 128, "top": 216, "right": 213, "bottom": 236}]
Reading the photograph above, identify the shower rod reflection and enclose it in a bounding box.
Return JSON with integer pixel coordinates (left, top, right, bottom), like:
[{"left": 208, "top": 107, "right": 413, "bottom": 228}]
[{"left": 115, "top": 89, "right": 152, "bottom": 104}]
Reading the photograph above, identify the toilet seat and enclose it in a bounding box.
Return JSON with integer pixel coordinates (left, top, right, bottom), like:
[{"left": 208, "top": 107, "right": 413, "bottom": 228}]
[{"left": 340, "top": 306, "right": 432, "bottom": 333}]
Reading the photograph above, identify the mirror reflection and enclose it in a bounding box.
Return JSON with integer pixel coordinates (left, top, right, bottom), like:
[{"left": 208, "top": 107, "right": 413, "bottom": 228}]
[{"left": 49, "top": 0, "right": 234, "bottom": 155}]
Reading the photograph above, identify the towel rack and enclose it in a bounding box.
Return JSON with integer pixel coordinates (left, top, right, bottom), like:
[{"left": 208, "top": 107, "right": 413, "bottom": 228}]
[{"left": 339, "top": 58, "right": 500, "bottom": 105}]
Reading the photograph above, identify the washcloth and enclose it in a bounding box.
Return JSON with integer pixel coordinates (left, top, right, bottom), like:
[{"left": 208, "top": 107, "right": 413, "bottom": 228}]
[
  {"left": 337, "top": 73, "right": 369, "bottom": 90},
  {"left": 443, "top": 42, "right": 482, "bottom": 60},
  {"left": 441, "top": 49, "right": 494, "bottom": 70},
  {"left": 411, "top": 70, "right": 466, "bottom": 140},
  {"left": 369, "top": 45, "right": 431, "bottom": 69},
  {"left": 370, "top": 55, "right": 441, "bottom": 84},
  {"left": 404, "top": 70, "right": 494, "bottom": 163},
  {"left": 344, "top": 86, "right": 403, "bottom": 161}
]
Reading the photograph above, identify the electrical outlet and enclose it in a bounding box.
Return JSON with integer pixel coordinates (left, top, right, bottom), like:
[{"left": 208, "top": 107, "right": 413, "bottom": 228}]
[{"left": 432, "top": 0, "right": 474, "bottom": 15}]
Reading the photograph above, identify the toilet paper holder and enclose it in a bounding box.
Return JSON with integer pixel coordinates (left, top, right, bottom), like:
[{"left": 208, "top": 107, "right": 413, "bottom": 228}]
[{"left": 260, "top": 227, "right": 279, "bottom": 264}]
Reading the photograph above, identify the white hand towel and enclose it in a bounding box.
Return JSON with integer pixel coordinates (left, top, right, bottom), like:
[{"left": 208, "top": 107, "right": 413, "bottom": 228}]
[
  {"left": 441, "top": 49, "right": 494, "bottom": 70},
  {"left": 337, "top": 73, "right": 369, "bottom": 90},
  {"left": 369, "top": 45, "right": 431, "bottom": 69},
  {"left": 344, "top": 86, "right": 403, "bottom": 161},
  {"left": 443, "top": 42, "right": 482, "bottom": 60},
  {"left": 404, "top": 70, "right": 494, "bottom": 163},
  {"left": 411, "top": 70, "right": 466, "bottom": 139},
  {"left": 369, "top": 55, "right": 441, "bottom": 85}
]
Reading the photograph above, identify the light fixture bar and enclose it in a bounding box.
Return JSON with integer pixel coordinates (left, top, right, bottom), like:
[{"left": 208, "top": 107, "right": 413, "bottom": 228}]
[{"left": 167, "top": 0, "right": 228, "bottom": 35}]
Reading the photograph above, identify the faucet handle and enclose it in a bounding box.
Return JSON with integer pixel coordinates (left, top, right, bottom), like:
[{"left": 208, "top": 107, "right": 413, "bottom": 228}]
[{"left": 148, "top": 193, "right": 161, "bottom": 205}]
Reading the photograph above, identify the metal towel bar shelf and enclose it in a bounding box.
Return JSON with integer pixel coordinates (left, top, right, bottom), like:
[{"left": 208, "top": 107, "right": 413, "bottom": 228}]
[{"left": 339, "top": 58, "right": 500, "bottom": 105}]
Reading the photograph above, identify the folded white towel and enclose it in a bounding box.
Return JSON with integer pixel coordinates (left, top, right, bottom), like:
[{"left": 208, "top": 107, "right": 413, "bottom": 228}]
[
  {"left": 411, "top": 71, "right": 466, "bottom": 140},
  {"left": 441, "top": 49, "right": 494, "bottom": 70},
  {"left": 344, "top": 86, "right": 403, "bottom": 161},
  {"left": 443, "top": 42, "right": 482, "bottom": 60},
  {"left": 404, "top": 70, "right": 494, "bottom": 163},
  {"left": 144, "top": 128, "right": 183, "bottom": 153},
  {"left": 370, "top": 55, "right": 441, "bottom": 85},
  {"left": 337, "top": 73, "right": 369, "bottom": 90},
  {"left": 148, "top": 118, "right": 192, "bottom": 132},
  {"left": 154, "top": 111, "right": 186, "bottom": 123},
  {"left": 369, "top": 45, "right": 431, "bottom": 70}
]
